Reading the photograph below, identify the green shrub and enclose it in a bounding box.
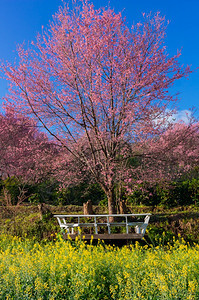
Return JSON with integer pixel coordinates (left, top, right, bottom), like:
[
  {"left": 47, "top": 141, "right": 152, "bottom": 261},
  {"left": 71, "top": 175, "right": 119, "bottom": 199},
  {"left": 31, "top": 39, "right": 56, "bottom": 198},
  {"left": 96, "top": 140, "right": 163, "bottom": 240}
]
[
  {"left": 56, "top": 183, "right": 106, "bottom": 206},
  {"left": 127, "top": 178, "right": 199, "bottom": 207}
]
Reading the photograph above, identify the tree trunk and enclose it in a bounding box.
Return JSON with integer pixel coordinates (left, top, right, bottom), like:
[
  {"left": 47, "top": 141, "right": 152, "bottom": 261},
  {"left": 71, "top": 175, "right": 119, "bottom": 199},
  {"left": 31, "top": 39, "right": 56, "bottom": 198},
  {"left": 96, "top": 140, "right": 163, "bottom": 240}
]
[
  {"left": 107, "top": 188, "right": 117, "bottom": 222},
  {"left": 38, "top": 203, "right": 53, "bottom": 220},
  {"left": 119, "top": 199, "right": 127, "bottom": 214},
  {"left": 83, "top": 200, "right": 94, "bottom": 215}
]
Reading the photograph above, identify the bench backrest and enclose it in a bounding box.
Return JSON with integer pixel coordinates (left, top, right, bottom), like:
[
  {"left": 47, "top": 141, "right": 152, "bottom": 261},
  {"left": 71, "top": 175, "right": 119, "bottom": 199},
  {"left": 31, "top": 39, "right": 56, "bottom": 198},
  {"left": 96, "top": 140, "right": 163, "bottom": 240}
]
[{"left": 55, "top": 213, "right": 151, "bottom": 236}]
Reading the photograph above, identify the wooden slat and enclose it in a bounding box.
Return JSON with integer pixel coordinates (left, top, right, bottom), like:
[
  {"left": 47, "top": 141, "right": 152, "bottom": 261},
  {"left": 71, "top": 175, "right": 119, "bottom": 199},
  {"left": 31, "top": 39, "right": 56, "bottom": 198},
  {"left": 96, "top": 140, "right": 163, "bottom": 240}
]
[{"left": 63, "top": 233, "right": 143, "bottom": 240}]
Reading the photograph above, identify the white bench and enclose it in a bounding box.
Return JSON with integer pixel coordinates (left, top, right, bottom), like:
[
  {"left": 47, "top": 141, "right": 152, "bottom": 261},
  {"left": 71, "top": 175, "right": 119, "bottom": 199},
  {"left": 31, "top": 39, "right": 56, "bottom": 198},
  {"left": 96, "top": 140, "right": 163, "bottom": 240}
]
[{"left": 54, "top": 214, "right": 151, "bottom": 237}]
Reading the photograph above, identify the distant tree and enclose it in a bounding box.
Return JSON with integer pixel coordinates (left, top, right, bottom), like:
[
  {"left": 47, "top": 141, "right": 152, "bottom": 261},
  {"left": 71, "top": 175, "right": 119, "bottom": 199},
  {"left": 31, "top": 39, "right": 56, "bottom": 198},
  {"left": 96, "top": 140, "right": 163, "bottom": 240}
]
[
  {"left": 125, "top": 121, "right": 199, "bottom": 192},
  {"left": 0, "top": 105, "right": 56, "bottom": 182},
  {"left": 2, "top": 1, "right": 192, "bottom": 214}
]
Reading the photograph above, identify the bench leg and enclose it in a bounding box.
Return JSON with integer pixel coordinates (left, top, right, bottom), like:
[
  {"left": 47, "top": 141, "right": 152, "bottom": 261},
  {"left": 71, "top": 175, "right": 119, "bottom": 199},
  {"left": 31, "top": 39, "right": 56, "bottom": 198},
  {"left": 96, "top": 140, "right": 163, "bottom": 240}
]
[
  {"left": 135, "top": 225, "right": 141, "bottom": 234},
  {"left": 141, "top": 225, "right": 148, "bottom": 235}
]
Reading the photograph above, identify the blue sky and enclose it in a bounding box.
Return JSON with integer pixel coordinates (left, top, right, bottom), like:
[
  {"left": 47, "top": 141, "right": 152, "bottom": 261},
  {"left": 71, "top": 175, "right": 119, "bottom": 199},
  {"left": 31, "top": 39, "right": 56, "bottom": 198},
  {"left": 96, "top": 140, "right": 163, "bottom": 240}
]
[{"left": 0, "top": 0, "right": 198, "bottom": 118}]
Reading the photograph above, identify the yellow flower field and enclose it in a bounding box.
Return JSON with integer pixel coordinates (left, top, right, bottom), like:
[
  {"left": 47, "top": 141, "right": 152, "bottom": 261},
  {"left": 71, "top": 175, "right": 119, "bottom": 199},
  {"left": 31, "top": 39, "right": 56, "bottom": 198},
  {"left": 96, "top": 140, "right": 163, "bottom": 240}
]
[{"left": 0, "top": 234, "right": 199, "bottom": 299}]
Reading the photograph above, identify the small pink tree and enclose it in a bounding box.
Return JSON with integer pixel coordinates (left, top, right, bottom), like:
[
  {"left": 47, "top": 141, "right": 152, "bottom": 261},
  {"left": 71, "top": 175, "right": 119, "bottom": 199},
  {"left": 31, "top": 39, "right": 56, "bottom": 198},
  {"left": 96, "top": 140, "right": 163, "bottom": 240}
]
[{"left": 2, "top": 1, "right": 192, "bottom": 213}]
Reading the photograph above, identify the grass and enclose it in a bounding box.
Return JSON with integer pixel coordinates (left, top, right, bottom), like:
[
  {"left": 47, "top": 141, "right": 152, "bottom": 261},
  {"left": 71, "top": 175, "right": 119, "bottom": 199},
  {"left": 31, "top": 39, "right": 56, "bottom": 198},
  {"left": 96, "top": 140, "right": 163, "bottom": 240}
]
[
  {"left": 1, "top": 204, "right": 199, "bottom": 245},
  {"left": 0, "top": 234, "right": 199, "bottom": 299}
]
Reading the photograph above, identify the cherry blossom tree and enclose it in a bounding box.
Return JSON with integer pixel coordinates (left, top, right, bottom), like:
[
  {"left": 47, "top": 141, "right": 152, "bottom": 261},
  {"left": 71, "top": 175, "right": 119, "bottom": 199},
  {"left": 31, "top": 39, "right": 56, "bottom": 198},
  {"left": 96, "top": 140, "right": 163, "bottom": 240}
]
[
  {"left": 2, "top": 1, "right": 192, "bottom": 214},
  {"left": 125, "top": 121, "right": 199, "bottom": 191},
  {"left": 0, "top": 105, "right": 56, "bottom": 182}
]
